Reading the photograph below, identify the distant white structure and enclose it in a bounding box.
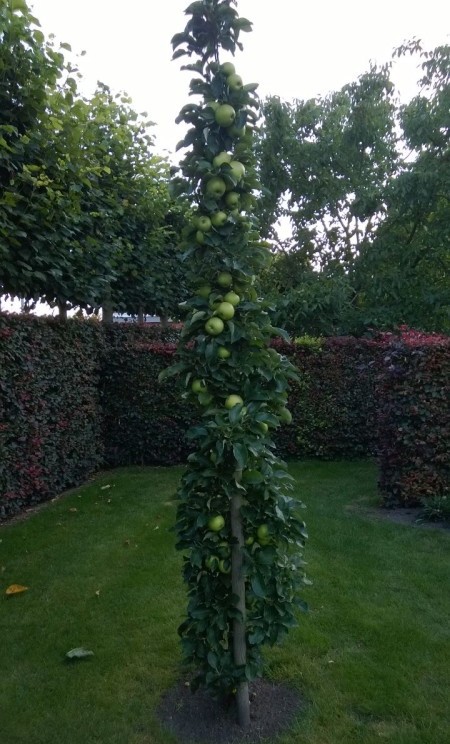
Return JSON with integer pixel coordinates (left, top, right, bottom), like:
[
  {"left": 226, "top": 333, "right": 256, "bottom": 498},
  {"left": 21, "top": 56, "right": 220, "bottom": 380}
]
[{"left": 112, "top": 313, "right": 161, "bottom": 324}]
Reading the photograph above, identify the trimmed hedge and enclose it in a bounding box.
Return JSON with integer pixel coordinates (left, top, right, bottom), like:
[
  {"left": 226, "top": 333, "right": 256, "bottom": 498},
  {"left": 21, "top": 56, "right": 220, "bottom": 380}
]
[
  {"left": 100, "top": 331, "right": 382, "bottom": 465},
  {"left": 1, "top": 317, "right": 448, "bottom": 519},
  {"left": 377, "top": 330, "right": 450, "bottom": 507},
  {"left": 101, "top": 326, "right": 193, "bottom": 466},
  {"left": 0, "top": 314, "right": 104, "bottom": 519},
  {"left": 274, "top": 337, "right": 382, "bottom": 459}
]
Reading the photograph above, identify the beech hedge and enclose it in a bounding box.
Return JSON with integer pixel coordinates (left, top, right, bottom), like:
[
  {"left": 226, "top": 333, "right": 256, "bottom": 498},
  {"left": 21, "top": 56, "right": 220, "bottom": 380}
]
[
  {"left": 377, "top": 329, "right": 450, "bottom": 507},
  {"left": 1, "top": 317, "right": 448, "bottom": 519},
  {"left": 0, "top": 314, "right": 104, "bottom": 519},
  {"left": 273, "top": 337, "right": 382, "bottom": 459},
  {"left": 100, "top": 330, "right": 382, "bottom": 466},
  {"left": 101, "top": 325, "right": 193, "bottom": 467}
]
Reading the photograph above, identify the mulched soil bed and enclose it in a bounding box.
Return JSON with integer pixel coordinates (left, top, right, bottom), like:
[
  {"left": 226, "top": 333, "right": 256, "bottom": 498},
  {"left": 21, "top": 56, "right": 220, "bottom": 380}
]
[
  {"left": 157, "top": 678, "right": 305, "bottom": 744},
  {"left": 346, "top": 502, "right": 450, "bottom": 532}
]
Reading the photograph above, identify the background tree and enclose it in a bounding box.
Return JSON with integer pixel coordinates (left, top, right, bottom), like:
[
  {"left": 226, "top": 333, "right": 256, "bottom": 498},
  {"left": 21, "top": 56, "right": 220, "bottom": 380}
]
[
  {"left": 0, "top": 0, "right": 188, "bottom": 321},
  {"left": 0, "top": 0, "right": 66, "bottom": 301},
  {"left": 257, "top": 65, "right": 398, "bottom": 271},
  {"left": 355, "top": 42, "right": 450, "bottom": 332},
  {"left": 256, "top": 44, "right": 449, "bottom": 336}
]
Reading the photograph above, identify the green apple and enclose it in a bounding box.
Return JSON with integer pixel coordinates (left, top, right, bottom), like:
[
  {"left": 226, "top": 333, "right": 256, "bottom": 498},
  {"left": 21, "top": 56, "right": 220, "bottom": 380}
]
[
  {"left": 223, "top": 291, "right": 240, "bottom": 307},
  {"left": 227, "top": 123, "right": 246, "bottom": 138},
  {"left": 211, "top": 211, "right": 228, "bottom": 228},
  {"left": 191, "top": 379, "right": 207, "bottom": 394},
  {"left": 221, "top": 61, "right": 236, "bottom": 76},
  {"left": 205, "top": 555, "right": 218, "bottom": 570},
  {"left": 205, "top": 176, "right": 227, "bottom": 199},
  {"left": 216, "top": 301, "right": 235, "bottom": 320},
  {"left": 242, "top": 469, "right": 260, "bottom": 484},
  {"left": 245, "top": 536, "right": 254, "bottom": 546},
  {"left": 195, "top": 284, "right": 211, "bottom": 299},
  {"left": 204, "top": 100, "right": 220, "bottom": 112},
  {"left": 196, "top": 215, "right": 212, "bottom": 232},
  {"left": 208, "top": 515, "right": 225, "bottom": 532},
  {"left": 256, "top": 524, "right": 270, "bottom": 542},
  {"left": 225, "top": 191, "right": 240, "bottom": 209},
  {"left": 279, "top": 407, "right": 292, "bottom": 424},
  {"left": 227, "top": 73, "right": 243, "bottom": 91},
  {"left": 205, "top": 317, "right": 224, "bottom": 336},
  {"left": 225, "top": 394, "right": 244, "bottom": 409},
  {"left": 258, "top": 422, "right": 269, "bottom": 434},
  {"left": 229, "top": 160, "right": 245, "bottom": 181},
  {"left": 215, "top": 104, "right": 236, "bottom": 128},
  {"left": 199, "top": 392, "right": 213, "bottom": 406},
  {"left": 217, "top": 271, "right": 233, "bottom": 288},
  {"left": 213, "top": 151, "right": 232, "bottom": 168},
  {"left": 218, "top": 559, "right": 231, "bottom": 574},
  {"left": 195, "top": 230, "right": 205, "bottom": 244},
  {"left": 217, "top": 346, "right": 231, "bottom": 359}
]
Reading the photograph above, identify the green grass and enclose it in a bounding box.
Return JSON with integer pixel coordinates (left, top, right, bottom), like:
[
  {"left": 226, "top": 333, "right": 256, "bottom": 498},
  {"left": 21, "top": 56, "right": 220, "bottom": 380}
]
[{"left": 1, "top": 461, "right": 449, "bottom": 744}]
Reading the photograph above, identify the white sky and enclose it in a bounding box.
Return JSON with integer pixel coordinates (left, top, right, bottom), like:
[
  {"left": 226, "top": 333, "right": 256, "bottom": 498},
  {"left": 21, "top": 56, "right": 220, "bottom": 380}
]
[{"left": 29, "top": 0, "right": 449, "bottom": 157}]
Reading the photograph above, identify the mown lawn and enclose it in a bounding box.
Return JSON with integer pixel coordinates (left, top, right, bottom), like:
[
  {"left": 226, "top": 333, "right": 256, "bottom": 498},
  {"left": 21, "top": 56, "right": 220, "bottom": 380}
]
[{"left": 1, "top": 461, "right": 449, "bottom": 744}]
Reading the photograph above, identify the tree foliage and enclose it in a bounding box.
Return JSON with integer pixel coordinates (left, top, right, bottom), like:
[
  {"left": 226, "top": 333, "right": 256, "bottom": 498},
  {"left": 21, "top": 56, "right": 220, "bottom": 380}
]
[
  {"left": 256, "top": 43, "right": 450, "bottom": 335},
  {"left": 355, "top": 42, "right": 450, "bottom": 332},
  {"left": 0, "top": 0, "right": 187, "bottom": 318}
]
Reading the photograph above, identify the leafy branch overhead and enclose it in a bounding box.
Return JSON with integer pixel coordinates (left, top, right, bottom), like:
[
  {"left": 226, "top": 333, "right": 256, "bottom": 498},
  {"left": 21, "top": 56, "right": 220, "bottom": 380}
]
[{"left": 0, "top": 0, "right": 188, "bottom": 319}]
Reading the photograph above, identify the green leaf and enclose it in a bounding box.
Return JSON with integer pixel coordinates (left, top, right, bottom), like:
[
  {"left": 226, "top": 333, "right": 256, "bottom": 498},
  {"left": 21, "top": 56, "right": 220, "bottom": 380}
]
[
  {"left": 172, "top": 49, "right": 188, "bottom": 61},
  {"left": 65, "top": 648, "right": 94, "bottom": 660},
  {"left": 233, "top": 442, "right": 248, "bottom": 469},
  {"left": 158, "top": 362, "right": 185, "bottom": 383},
  {"left": 11, "top": 0, "right": 28, "bottom": 11},
  {"left": 207, "top": 651, "right": 218, "bottom": 670},
  {"left": 229, "top": 403, "right": 243, "bottom": 425},
  {"left": 248, "top": 628, "right": 265, "bottom": 645},
  {"left": 185, "top": 1, "right": 205, "bottom": 15},
  {"left": 251, "top": 576, "right": 266, "bottom": 598},
  {"left": 235, "top": 18, "right": 253, "bottom": 32},
  {"left": 171, "top": 32, "right": 189, "bottom": 49}
]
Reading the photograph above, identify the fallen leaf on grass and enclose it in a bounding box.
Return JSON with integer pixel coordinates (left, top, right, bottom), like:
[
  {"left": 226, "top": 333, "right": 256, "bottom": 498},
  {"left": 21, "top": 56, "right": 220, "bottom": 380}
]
[
  {"left": 5, "top": 584, "right": 28, "bottom": 596},
  {"left": 69, "top": 508, "right": 78, "bottom": 513},
  {"left": 100, "top": 485, "right": 111, "bottom": 490},
  {"left": 65, "top": 647, "right": 94, "bottom": 660}
]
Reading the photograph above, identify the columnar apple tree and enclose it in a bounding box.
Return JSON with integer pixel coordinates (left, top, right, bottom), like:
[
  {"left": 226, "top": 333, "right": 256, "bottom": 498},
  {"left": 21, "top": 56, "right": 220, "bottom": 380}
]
[{"left": 164, "top": 0, "right": 308, "bottom": 725}]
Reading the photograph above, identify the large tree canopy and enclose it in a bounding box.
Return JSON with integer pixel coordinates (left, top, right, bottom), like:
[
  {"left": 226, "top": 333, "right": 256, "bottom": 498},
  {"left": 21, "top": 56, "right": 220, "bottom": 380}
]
[
  {"left": 0, "top": 0, "right": 188, "bottom": 319},
  {"left": 256, "top": 43, "right": 450, "bottom": 336}
]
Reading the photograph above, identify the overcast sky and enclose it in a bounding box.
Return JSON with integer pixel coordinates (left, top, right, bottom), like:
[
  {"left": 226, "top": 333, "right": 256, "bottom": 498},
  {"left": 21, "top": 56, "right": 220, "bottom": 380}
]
[{"left": 29, "top": 0, "right": 449, "bottom": 156}]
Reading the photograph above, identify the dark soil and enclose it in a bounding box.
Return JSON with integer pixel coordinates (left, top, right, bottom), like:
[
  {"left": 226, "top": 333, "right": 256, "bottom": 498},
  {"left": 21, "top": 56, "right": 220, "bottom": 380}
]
[
  {"left": 346, "top": 501, "right": 450, "bottom": 532},
  {"left": 157, "top": 678, "right": 305, "bottom": 744}
]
